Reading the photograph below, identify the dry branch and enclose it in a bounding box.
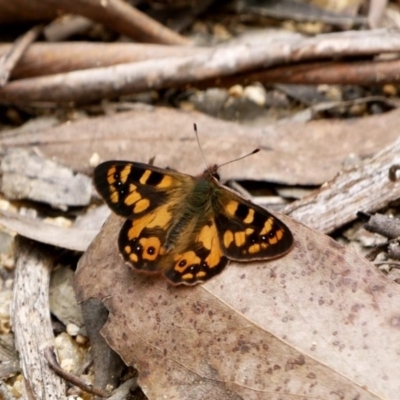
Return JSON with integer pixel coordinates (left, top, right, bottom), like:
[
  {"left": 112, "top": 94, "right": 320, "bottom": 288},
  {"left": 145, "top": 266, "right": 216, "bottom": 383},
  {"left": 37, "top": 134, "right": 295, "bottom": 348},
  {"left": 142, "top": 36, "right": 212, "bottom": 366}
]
[
  {"left": 11, "top": 237, "right": 66, "bottom": 399},
  {"left": 1, "top": 29, "right": 400, "bottom": 104},
  {"left": 0, "top": 25, "right": 42, "bottom": 86},
  {"left": 0, "top": 42, "right": 205, "bottom": 79},
  {"left": 284, "top": 136, "right": 400, "bottom": 233},
  {"left": 0, "top": 0, "right": 188, "bottom": 45},
  {"left": 48, "top": 0, "right": 188, "bottom": 45},
  {"left": 204, "top": 58, "right": 400, "bottom": 87}
]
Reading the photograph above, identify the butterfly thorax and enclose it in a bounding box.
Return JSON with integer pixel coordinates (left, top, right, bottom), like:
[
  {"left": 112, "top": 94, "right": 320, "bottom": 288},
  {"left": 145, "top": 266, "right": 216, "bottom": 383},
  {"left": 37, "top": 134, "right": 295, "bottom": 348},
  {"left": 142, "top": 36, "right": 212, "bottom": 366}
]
[{"left": 163, "top": 174, "right": 220, "bottom": 251}]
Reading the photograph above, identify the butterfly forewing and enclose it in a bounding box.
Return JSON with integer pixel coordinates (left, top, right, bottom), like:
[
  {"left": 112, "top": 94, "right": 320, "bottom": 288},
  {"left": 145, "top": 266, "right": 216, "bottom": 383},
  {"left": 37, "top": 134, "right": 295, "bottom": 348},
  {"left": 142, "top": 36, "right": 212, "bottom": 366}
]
[
  {"left": 214, "top": 189, "right": 293, "bottom": 261},
  {"left": 94, "top": 161, "right": 187, "bottom": 218}
]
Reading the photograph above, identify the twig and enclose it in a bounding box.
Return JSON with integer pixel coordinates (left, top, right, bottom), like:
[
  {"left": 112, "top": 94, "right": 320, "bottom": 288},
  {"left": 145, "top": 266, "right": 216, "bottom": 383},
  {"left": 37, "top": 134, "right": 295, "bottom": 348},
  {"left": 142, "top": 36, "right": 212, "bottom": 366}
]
[
  {"left": 374, "top": 261, "right": 400, "bottom": 268},
  {"left": 284, "top": 136, "right": 400, "bottom": 233},
  {"left": 389, "top": 164, "right": 400, "bottom": 181},
  {"left": 0, "top": 42, "right": 205, "bottom": 80},
  {"left": 206, "top": 59, "right": 400, "bottom": 88},
  {"left": 39, "top": 0, "right": 189, "bottom": 45},
  {"left": 11, "top": 236, "right": 66, "bottom": 398},
  {"left": 44, "top": 347, "right": 109, "bottom": 398},
  {"left": 0, "top": 25, "right": 43, "bottom": 86},
  {"left": 364, "top": 213, "right": 400, "bottom": 240}
]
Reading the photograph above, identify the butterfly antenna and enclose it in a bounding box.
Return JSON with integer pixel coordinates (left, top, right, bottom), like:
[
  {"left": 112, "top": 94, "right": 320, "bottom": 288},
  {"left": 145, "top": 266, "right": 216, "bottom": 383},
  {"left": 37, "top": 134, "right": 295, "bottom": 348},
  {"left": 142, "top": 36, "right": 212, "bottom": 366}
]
[
  {"left": 193, "top": 123, "right": 211, "bottom": 174},
  {"left": 217, "top": 148, "right": 260, "bottom": 169}
]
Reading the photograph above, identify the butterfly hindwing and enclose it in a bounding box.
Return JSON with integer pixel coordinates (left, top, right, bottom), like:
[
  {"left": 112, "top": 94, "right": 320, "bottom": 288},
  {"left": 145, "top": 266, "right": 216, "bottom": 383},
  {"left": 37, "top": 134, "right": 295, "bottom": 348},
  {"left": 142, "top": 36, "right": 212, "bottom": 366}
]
[
  {"left": 163, "top": 218, "right": 229, "bottom": 285},
  {"left": 215, "top": 188, "right": 293, "bottom": 261},
  {"left": 118, "top": 207, "right": 171, "bottom": 274},
  {"left": 119, "top": 211, "right": 228, "bottom": 285}
]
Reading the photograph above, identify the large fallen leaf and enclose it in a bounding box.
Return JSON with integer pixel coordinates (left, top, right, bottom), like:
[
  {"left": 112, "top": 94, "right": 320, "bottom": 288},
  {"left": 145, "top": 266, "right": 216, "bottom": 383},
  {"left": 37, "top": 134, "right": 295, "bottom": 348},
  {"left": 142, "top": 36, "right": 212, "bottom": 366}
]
[
  {"left": 75, "top": 213, "right": 400, "bottom": 399},
  {"left": 1, "top": 106, "right": 400, "bottom": 186}
]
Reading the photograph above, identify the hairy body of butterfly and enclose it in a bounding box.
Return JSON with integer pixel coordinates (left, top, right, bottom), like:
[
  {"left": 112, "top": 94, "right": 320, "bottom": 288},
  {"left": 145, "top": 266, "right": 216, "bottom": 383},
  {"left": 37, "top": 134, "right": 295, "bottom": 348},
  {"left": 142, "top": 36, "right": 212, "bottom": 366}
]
[{"left": 94, "top": 161, "right": 293, "bottom": 285}]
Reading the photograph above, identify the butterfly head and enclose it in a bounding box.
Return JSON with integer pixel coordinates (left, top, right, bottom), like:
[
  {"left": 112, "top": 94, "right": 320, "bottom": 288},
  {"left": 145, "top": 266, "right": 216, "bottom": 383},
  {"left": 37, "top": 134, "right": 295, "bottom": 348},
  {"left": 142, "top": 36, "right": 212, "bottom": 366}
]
[{"left": 203, "top": 164, "right": 220, "bottom": 182}]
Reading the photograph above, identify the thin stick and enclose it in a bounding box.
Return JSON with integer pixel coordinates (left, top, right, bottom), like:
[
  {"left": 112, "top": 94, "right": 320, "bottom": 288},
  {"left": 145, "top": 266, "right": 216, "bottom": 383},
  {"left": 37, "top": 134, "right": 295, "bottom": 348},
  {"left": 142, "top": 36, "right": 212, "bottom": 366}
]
[
  {"left": 44, "top": 347, "right": 109, "bottom": 398},
  {"left": 0, "top": 25, "right": 43, "bottom": 86}
]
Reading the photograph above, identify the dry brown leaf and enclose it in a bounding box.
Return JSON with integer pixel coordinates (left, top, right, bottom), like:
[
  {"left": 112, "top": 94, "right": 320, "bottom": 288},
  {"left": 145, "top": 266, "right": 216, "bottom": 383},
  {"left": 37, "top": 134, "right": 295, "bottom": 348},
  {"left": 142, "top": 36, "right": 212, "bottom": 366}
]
[
  {"left": 1, "top": 106, "right": 400, "bottom": 186},
  {"left": 75, "top": 213, "right": 400, "bottom": 399}
]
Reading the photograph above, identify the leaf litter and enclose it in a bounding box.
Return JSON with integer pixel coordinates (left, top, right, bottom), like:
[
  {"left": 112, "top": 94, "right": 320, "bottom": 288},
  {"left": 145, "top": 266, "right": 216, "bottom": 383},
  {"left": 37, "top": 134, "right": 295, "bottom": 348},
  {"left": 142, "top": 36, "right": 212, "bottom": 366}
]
[{"left": 2, "top": 2, "right": 400, "bottom": 399}]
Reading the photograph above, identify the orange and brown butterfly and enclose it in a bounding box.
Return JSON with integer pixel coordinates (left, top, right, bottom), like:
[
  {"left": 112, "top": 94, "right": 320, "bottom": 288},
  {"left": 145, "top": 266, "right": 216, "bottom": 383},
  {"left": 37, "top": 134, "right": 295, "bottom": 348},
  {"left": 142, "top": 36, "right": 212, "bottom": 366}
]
[{"left": 93, "top": 153, "right": 293, "bottom": 286}]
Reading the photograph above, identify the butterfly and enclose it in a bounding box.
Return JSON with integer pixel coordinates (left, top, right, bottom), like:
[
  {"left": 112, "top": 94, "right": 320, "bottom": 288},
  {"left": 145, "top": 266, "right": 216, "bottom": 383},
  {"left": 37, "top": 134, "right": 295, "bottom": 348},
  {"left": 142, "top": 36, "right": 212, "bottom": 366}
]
[{"left": 93, "top": 160, "right": 293, "bottom": 286}]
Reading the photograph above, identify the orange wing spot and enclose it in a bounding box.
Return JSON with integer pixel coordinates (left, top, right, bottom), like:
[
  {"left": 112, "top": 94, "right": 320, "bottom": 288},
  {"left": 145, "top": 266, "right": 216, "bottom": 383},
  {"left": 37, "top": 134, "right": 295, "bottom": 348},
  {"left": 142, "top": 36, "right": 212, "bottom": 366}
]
[
  {"left": 129, "top": 183, "right": 137, "bottom": 192},
  {"left": 199, "top": 222, "right": 223, "bottom": 268},
  {"left": 246, "top": 228, "right": 254, "bottom": 235},
  {"left": 226, "top": 200, "right": 239, "bottom": 216},
  {"left": 182, "top": 273, "right": 194, "bottom": 281},
  {"left": 148, "top": 207, "right": 172, "bottom": 229},
  {"left": 260, "top": 218, "right": 274, "bottom": 235},
  {"left": 124, "top": 245, "right": 131, "bottom": 254},
  {"left": 134, "top": 198, "right": 150, "bottom": 213},
  {"left": 110, "top": 187, "right": 119, "bottom": 203},
  {"left": 223, "top": 230, "right": 234, "bottom": 248},
  {"left": 140, "top": 236, "right": 161, "bottom": 261},
  {"left": 268, "top": 229, "right": 284, "bottom": 245},
  {"left": 124, "top": 190, "right": 141, "bottom": 206},
  {"left": 249, "top": 243, "right": 261, "bottom": 254},
  {"left": 120, "top": 165, "right": 132, "bottom": 184},
  {"left": 174, "top": 251, "right": 200, "bottom": 273},
  {"left": 268, "top": 236, "right": 278, "bottom": 245},
  {"left": 127, "top": 208, "right": 172, "bottom": 241},
  {"left": 127, "top": 213, "right": 154, "bottom": 240},
  {"left": 243, "top": 208, "right": 254, "bottom": 224},
  {"left": 197, "top": 221, "right": 215, "bottom": 250},
  {"left": 107, "top": 166, "right": 116, "bottom": 184},
  {"left": 205, "top": 242, "right": 223, "bottom": 268},
  {"left": 157, "top": 175, "right": 173, "bottom": 188},
  {"left": 140, "top": 169, "right": 152, "bottom": 184},
  {"left": 129, "top": 253, "right": 138, "bottom": 262},
  {"left": 196, "top": 271, "right": 207, "bottom": 279},
  {"left": 234, "top": 231, "right": 246, "bottom": 247}
]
